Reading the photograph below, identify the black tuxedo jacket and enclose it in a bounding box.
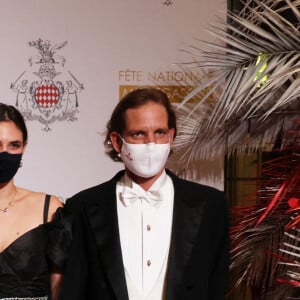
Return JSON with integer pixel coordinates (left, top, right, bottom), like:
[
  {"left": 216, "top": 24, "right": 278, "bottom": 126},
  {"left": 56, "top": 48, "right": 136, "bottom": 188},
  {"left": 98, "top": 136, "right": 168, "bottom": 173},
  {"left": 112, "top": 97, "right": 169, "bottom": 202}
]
[{"left": 59, "top": 170, "right": 229, "bottom": 300}]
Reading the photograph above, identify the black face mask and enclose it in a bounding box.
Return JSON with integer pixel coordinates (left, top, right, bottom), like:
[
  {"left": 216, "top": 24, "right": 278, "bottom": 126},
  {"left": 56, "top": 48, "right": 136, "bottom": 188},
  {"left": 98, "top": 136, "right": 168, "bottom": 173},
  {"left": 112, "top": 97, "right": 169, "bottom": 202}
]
[{"left": 0, "top": 152, "right": 22, "bottom": 184}]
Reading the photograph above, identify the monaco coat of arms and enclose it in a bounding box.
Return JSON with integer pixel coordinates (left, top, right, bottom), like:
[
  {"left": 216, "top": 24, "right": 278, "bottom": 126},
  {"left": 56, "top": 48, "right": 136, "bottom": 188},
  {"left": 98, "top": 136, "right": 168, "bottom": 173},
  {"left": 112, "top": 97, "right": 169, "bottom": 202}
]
[{"left": 10, "top": 39, "right": 84, "bottom": 131}]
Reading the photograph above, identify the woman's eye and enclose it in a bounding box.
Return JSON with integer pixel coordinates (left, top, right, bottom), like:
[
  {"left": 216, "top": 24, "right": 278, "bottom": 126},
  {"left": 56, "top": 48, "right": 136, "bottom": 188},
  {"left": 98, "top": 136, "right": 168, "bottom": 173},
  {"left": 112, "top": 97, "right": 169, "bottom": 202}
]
[{"left": 10, "top": 142, "right": 21, "bottom": 149}]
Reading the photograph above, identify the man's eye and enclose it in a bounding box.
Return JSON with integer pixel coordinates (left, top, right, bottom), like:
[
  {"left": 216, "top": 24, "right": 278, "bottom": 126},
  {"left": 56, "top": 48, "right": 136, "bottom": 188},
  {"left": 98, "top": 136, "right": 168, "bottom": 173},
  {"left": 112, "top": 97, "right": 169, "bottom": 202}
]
[
  {"left": 132, "top": 132, "right": 143, "bottom": 138},
  {"left": 156, "top": 130, "right": 168, "bottom": 136}
]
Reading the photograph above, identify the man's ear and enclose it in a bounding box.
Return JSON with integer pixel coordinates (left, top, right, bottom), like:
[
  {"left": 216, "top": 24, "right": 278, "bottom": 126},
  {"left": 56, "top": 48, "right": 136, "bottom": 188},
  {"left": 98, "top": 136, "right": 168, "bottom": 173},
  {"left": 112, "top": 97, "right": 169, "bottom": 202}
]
[
  {"left": 169, "top": 128, "right": 175, "bottom": 145},
  {"left": 110, "top": 132, "right": 122, "bottom": 153}
]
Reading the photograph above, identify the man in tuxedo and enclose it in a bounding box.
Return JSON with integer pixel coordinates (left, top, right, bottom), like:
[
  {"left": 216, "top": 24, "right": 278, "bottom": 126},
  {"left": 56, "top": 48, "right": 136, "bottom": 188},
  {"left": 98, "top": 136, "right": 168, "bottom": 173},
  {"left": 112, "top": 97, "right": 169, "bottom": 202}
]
[{"left": 59, "top": 88, "right": 229, "bottom": 300}]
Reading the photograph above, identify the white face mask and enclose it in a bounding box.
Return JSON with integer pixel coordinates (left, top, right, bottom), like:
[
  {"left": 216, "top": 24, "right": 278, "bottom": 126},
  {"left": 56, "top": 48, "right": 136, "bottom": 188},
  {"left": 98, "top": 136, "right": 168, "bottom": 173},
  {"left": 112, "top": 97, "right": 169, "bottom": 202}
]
[{"left": 120, "top": 138, "right": 170, "bottom": 178}]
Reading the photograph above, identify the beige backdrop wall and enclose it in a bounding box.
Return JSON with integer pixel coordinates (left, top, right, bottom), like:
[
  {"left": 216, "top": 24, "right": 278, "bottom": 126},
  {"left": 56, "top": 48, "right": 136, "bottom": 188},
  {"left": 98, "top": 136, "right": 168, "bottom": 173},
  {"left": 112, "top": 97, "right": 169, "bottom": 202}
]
[{"left": 0, "top": 0, "right": 226, "bottom": 199}]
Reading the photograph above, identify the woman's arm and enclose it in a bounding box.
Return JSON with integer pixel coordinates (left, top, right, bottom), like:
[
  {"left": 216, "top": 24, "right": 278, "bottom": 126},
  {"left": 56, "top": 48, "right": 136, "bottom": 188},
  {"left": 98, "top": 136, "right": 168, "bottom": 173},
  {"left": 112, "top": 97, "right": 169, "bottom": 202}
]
[
  {"left": 48, "top": 195, "right": 64, "bottom": 300},
  {"left": 50, "top": 271, "right": 63, "bottom": 300}
]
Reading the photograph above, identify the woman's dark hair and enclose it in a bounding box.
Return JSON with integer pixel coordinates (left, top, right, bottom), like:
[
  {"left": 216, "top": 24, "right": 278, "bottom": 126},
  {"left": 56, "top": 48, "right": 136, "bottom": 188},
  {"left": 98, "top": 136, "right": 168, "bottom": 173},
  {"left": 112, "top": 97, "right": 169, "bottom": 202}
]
[
  {"left": 104, "top": 88, "right": 177, "bottom": 161},
  {"left": 0, "top": 103, "right": 28, "bottom": 143}
]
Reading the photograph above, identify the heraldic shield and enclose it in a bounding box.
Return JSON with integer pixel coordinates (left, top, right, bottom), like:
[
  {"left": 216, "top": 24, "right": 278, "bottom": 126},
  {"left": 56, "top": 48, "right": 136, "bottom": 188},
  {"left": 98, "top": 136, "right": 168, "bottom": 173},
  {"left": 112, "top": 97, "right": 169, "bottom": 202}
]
[
  {"left": 35, "top": 84, "right": 59, "bottom": 108},
  {"left": 30, "top": 64, "right": 64, "bottom": 118}
]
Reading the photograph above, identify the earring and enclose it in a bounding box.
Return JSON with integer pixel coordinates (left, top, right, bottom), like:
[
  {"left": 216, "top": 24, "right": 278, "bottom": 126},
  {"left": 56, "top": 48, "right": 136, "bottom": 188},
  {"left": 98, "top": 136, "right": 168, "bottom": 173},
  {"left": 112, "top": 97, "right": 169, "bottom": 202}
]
[{"left": 117, "top": 153, "right": 121, "bottom": 157}]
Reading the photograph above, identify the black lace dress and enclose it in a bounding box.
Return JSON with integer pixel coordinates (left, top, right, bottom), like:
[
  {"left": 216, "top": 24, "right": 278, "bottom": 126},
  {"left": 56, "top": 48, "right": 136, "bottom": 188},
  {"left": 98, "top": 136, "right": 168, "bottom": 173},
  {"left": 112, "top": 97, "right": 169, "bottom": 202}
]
[{"left": 0, "top": 195, "right": 69, "bottom": 300}]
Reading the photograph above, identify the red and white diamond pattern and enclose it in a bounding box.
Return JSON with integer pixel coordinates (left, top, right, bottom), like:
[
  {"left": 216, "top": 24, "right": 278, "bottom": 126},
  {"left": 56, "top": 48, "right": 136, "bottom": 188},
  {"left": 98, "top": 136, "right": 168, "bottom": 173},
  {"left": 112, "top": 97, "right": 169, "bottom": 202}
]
[{"left": 35, "top": 84, "right": 59, "bottom": 108}]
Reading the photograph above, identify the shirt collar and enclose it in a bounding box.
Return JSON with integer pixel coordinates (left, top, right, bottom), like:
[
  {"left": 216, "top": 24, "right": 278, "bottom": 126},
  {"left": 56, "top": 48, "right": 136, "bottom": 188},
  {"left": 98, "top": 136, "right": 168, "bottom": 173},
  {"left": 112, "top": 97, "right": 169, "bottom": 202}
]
[{"left": 121, "top": 170, "right": 167, "bottom": 193}]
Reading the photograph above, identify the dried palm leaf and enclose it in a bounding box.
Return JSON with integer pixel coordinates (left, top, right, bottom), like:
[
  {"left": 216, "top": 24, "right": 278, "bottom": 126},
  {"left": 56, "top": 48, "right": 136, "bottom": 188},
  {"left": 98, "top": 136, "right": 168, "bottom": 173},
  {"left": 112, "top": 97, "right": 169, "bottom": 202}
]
[
  {"left": 169, "top": 0, "right": 300, "bottom": 178},
  {"left": 167, "top": 2, "right": 300, "bottom": 297}
]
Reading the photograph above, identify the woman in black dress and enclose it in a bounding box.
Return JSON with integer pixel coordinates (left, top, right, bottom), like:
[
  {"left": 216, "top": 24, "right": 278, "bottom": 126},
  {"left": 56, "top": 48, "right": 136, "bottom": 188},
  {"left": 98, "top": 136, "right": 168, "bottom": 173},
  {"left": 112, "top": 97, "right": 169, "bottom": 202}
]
[{"left": 0, "top": 103, "right": 68, "bottom": 300}]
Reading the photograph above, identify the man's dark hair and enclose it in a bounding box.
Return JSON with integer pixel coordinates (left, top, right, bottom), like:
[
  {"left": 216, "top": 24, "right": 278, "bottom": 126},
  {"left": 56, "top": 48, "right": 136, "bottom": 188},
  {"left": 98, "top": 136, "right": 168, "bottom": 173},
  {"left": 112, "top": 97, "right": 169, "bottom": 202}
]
[
  {"left": 104, "top": 88, "right": 177, "bottom": 162},
  {"left": 0, "top": 103, "right": 28, "bottom": 143}
]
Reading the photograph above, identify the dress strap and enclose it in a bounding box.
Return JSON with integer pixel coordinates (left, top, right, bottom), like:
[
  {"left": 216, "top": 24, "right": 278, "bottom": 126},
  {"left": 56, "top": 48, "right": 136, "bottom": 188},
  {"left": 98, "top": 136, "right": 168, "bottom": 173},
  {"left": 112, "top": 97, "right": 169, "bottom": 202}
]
[{"left": 43, "top": 194, "right": 51, "bottom": 224}]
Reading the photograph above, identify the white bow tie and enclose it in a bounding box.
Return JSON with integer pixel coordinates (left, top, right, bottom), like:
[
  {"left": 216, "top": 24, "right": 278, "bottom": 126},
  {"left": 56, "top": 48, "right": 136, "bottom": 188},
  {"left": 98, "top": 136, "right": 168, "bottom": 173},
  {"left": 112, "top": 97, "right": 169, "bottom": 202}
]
[{"left": 120, "top": 187, "right": 162, "bottom": 208}]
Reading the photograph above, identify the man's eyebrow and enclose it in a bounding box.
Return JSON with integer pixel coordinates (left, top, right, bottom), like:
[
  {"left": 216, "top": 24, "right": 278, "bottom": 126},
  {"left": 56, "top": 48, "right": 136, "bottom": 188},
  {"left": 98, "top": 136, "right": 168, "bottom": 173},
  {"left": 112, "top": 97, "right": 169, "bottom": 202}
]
[
  {"left": 127, "top": 129, "right": 145, "bottom": 133},
  {"left": 155, "top": 127, "right": 169, "bottom": 131}
]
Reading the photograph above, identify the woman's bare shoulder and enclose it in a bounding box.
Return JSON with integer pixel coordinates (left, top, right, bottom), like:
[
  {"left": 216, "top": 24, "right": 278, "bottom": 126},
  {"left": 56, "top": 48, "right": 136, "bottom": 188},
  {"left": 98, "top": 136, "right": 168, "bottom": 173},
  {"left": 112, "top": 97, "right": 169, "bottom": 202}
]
[{"left": 16, "top": 187, "right": 63, "bottom": 219}]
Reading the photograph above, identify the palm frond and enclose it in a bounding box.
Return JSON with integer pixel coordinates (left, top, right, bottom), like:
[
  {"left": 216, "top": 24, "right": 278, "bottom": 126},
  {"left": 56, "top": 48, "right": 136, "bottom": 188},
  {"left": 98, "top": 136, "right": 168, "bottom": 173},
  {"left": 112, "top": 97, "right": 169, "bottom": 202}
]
[
  {"left": 229, "top": 145, "right": 300, "bottom": 298},
  {"left": 170, "top": 0, "right": 300, "bottom": 177},
  {"left": 275, "top": 228, "right": 300, "bottom": 298},
  {"left": 172, "top": 1, "right": 300, "bottom": 297}
]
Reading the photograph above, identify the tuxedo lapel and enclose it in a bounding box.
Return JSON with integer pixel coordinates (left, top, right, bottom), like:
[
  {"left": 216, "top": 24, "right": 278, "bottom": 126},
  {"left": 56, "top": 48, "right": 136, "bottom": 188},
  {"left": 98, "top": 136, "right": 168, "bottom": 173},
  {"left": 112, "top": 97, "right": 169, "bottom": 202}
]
[
  {"left": 166, "top": 172, "right": 206, "bottom": 300},
  {"left": 85, "top": 173, "right": 129, "bottom": 300}
]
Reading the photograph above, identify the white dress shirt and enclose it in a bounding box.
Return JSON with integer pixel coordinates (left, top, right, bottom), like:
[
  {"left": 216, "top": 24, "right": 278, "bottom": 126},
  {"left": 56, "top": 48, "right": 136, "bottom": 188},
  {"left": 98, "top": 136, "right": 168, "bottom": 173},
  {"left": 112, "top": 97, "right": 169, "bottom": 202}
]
[{"left": 116, "top": 170, "right": 174, "bottom": 299}]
